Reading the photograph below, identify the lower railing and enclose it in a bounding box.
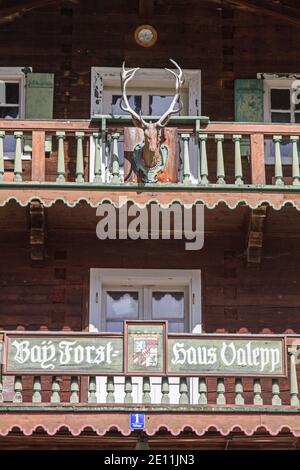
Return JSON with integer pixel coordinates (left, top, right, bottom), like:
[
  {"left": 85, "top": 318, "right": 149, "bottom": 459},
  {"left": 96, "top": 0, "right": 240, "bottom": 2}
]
[{"left": 1, "top": 117, "right": 300, "bottom": 187}]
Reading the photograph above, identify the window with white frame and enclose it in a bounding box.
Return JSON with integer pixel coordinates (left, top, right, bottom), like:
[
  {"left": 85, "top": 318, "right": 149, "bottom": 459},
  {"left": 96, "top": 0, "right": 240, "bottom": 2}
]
[
  {"left": 264, "top": 77, "right": 300, "bottom": 164},
  {"left": 0, "top": 68, "right": 26, "bottom": 158}
]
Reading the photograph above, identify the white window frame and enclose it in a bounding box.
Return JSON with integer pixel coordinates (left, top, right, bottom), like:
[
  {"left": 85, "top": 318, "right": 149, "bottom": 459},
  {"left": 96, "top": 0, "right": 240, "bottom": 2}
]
[
  {"left": 0, "top": 67, "right": 30, "bottom": 161},
  {"left": 89, "top": 268, "right": 202, "bottom": 333}
]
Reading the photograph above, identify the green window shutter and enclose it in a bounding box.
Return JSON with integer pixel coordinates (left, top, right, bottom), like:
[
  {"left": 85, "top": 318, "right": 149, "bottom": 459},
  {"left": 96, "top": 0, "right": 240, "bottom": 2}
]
[
  {"left": 24, "top": 73, "right": 54, "bottom": 153},
  {"left": 234, "top": 79, "right": 264, "bottom": 156}
]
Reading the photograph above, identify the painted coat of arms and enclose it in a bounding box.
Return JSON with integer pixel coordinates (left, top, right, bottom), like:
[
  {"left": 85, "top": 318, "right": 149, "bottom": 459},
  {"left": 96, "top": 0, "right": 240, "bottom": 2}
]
[{"left": 133, "top": 333, "right": 159, "bottom": 368}]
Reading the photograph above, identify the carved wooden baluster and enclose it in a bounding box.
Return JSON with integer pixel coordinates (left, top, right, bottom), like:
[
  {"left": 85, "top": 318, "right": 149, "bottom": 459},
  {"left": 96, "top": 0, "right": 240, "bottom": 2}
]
[
  {"left": 273, "top": 135, "right": 284, "bottom": 185},
  {"left": 291, "top": 136, "right": 300, "bottom": 185},
  {"left": 289, "top": 347, "right": 300, "bottom": 406},
  {"left": 88, "top": 376, "right": 97, "bottom": 403},
  {"left": 181, "top": 134, "right": 191, "bottom": 185},
  {"left": 179, "top": 377, "right": 189, "bottom": 404},
  {"left": 93, "top": 132, "right": 102, "bottom": 183},
  {"left": 50, "top": 376, "right": 60, "bottom": 403},
  {"left": 216, "top": 378, "right": 226, "bottom": 405},
  {"left": 75, "top": 132, "right": 85, "bottom": 183},
  {"left": 272, "top": 379, "right": 282, "bottom": 405},
  {"left": 215, "top": 134, "right": 225, "bottom": 184},
  {"left": 253, "top": 379, "right": 263, "bottom": 405},
  {"left": 198, "top": 377, "right": 207, "bottom": 405},
  {"left": 56, "top": 131, "right": 66, "bottom": 182},
  {"left": 14, "top": 131, "right": 23, "bottom": 182},
  {"left": 106, "top": 376, "right": 115, "bottom": 403},
  {"left": 104, "top": 135, "right": 111, "bottom": 182},
  {"left": 235, "top": 378, "right": 244, "bottom": 405},
  {"left": 0, "top": 131, "right": 4, "bottom": 181},
  {"left": 124, "top": 377, "right": 133, "bottom": 404},
  {"left": 0, "top": 377, "right": 3, "bottom": 403},
  {"left": 198, "top": 133, "right": 208, "bottom": 185},
  {"left": 111, "top": 133, "right": 120, "bottom": 184},
  {"left": 32, "top": 376, "right": 42, "bottom": 403},
  {"left": 13, "top": 376, "right": 23, "bottom": 403},
  {"left": 233, "top": 134, "right": 243, "bottom": 185},
  {"left": 161, "top": 377, "right": 170, "bottom": 404},
  {"left": 142, "top": 377, "right": 151, "bottom": 404},
  {"left": 70, "top": 376, "right": 79, "bottom": 403}
]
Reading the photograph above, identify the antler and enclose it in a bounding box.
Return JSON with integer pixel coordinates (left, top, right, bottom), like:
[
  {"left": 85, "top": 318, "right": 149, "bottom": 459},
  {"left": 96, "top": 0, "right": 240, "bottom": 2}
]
[
  {"left": 120, "top": 62, "right": 148, "bottom": 128},
  {"left": 155, "top": 59, "right": 184, "bottom": 128}
]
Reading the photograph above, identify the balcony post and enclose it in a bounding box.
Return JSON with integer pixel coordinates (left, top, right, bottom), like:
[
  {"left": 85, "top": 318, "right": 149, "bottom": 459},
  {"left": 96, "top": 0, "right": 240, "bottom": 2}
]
[
  {"left": 32, "top": 376, "right": 42, "bottom": 403},
  {"left": 250, "top": 133, "right": 266, "bottom": 185},
  {"left": 88, "top": 376, "right": 97, "bottom": 403},
  {"left": 50, "top": 376, "right": 60, "bottom": 403},
  {"left": 161, "top": 377, "right": 170, "bottom": 404},
  {"left": 216, "top": 378, "right": 226, "bottom": 405},
  {"left": 215, "top": 134, "right": 225, "bottom": 184},
  {"left": 14, "top": 131, "right": 23, "bottom": 182},
  {"left": 289, "top": 346, "right": 300, "bottom": 406},
  {"left": 75, "top": 131, "right": 85, "bottom": 183},
  {"left": 198, "top": 133, "right": 208, "bottom": 185},
  {"left": 235, "top": 378, "right": 244, "bottom": 405},
  {"left": 111, "top": 133, "right": 120, "bottom": 184},
  {"left": 56, "top": 131, "right": 66, "bottom": 183},
  {"left": 198, "top": 377, "right": 207, "bottom": 405},
  {"left": 179, "top": 377, "right": 189, "bottom": 404},
  {"left": 233, "top": 134, "right": 243, "bottom": 185},
  {"left": 31, "top": 130, "right": 46, "bottom": 181},
  {"left": 93, "top": 132, "right": 102, "bottom": 183},
  {"left": 273, "top": 135, "right": 284, "bottom": 185},
  {"left": 142, "top": 377, "right": 151, "bottom": 404},
  {"left": 70, "top": 376, "right": 79, "bottom": 403},
  {"left": 290, "top": 136, "right": 300, "bottom": 185},
  {"left": 0, "top": 131, "right": 5, "bottom": 181},
  {"left": 253, "top": 379, "right": 263, "bottom": 405},
  {"left": 272, "top": 379, "right": 281, "bottom": 405},
  {"left": 124, "top": 377, "right": 133, "bottom": 403},
  {"left": 106, "top": 376, "right": 115, "bottom": 403},
  {"left": 181, "top": 134, "right": 191, "bottom": 185},
  {"left": 13, "top": 376, "right": 23, "bottom": 403}
]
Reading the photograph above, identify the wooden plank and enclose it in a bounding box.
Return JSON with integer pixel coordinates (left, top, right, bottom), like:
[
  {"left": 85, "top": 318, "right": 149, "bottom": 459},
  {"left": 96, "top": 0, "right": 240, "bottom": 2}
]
[
  {"left": 31, "top": 131, "right": 45, "bottom": 181},
  {"left": 250, "top": 133, "right": 266, "bottom": 185}
]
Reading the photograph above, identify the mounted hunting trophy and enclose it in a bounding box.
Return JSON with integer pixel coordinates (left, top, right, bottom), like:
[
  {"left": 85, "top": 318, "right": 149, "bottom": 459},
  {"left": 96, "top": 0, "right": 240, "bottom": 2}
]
[{"left": 121, "top": 59, "right": 184, "bottom": 183}]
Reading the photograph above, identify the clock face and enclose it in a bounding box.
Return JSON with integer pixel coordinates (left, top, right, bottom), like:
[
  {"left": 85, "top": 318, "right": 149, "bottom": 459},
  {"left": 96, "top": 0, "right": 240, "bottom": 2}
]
[{"left": 134, "top": 25, "right": 157, "bottom": 47}]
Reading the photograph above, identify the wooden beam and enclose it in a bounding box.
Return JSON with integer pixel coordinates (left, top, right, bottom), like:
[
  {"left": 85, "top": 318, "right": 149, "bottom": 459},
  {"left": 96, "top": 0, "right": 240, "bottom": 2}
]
[
  {"left": 246, "top": 204, "right": 268, "bottom": 266},
  {"left": 31, "top": 131, "right": 45, "bottom": 182},
  {"left": 207, "top": 0, "right": 300, "bottom": 28},
  {"left": 29, "top": 201, "right": 45, "bottom": 264},
  {"left": 138, "top": 0, "right": 154, "bottom": 18},
  {"left": 250, "top": 133, "right": 266, "bottom": 185},
  {"left": 0, "top": 0, "right": 76, "bottom": 24}
]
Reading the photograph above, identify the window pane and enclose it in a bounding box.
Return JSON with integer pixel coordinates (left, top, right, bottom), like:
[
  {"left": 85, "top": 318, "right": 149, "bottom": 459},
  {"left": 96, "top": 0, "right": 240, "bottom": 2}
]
[
  {"left": 152, "top": 291, "right": 184, "bottom": 319},
  {"left": 295, "top": 113, "right": 300, "bottom": 123},
  {"left": 270, "top": 89, "right": 290, "bottom": 110},
  {"left": 168, "top": 322, "right": 185, "bottom": 333},
  {"left": 106, "top": 321, "right": 123, "bottom": 333},
  {"left": 106, "top": 291, "right": 139, "bottom": 319},
  {"left": 271, "top": 112, "right": 290, "bottom": 123},
  {"left": 5, "top": 83, "right": 19, "bottom": 104},
  {"left": 111, "top": 95, "right": 141, "bottom": 115},
  {"left": 0, "top": 106, "right": 19, "bottom": 119},
  {"left": 149, "top": 95, "right": 179, "bottom": 116}
]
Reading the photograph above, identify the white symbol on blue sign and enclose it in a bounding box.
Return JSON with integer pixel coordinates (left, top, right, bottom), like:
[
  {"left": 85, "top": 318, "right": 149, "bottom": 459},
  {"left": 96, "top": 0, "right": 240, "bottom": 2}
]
[{"left": 130, "top": 413, "right": 145, "bottom": 430}]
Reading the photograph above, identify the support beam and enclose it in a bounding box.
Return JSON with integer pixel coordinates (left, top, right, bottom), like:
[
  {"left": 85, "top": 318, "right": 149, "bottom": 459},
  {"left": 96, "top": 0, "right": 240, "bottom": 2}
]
[
  {"left": 246, "top": 204, "right": 268, "bottom": 266},
  {"left": 0, "top": 0, "right": 77, "bottom": 24},
  {"left": 29, "top": 201, "right": 46, "bottom": 264}
]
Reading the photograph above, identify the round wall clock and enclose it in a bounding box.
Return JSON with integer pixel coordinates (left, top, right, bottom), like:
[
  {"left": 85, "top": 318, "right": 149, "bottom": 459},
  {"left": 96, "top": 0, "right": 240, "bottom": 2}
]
[{"left": 134, "top": 24, "right": 158, "bottom": 47}]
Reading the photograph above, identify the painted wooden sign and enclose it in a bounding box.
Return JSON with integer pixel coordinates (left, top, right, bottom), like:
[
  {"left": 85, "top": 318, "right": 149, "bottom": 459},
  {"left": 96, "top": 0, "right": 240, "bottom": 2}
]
[
  {"left": 4, "top": 334, "right": 123, "bottom": 375},
  {"left": 125, "top": 321, "right": 167, "bottom": 375},
  {"left": 168, "top": 335, "right": 286, "bottom": 377},
  {"left": 2, "top": 329, "right": 286, "bottom": 377}
]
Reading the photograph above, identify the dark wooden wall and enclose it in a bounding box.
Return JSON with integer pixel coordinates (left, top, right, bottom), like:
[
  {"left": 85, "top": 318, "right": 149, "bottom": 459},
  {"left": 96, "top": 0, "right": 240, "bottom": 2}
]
[
  {"left": 0, "top": 202, "right": 299, "bottom": 333},
  {"left": 1, "top": 0, "right": 300, "bottom": 120}
]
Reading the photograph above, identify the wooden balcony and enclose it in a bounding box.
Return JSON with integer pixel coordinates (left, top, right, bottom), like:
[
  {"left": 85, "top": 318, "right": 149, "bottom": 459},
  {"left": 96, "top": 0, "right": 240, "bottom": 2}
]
[
  {"left": 1, "top": 117, "right": 300, "bottom": 209},
  {"left": 0, "top": 330, "right": 300, "bottom": 439}
]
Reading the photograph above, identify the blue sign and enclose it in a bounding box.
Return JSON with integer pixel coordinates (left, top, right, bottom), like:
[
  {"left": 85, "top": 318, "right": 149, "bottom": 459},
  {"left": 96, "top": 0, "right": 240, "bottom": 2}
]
[{"left": 129, "top": 413, "right": 145, "bottom": 430}]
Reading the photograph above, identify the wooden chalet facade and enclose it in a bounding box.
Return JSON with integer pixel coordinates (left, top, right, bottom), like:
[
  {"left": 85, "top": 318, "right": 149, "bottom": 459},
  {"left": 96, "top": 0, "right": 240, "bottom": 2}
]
[{"left": 1, "top": 0, "right": 300, "bottom": 451}]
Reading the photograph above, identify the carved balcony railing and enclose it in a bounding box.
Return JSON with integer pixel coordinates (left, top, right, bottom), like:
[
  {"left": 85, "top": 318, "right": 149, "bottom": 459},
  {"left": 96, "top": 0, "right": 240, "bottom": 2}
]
[
  {"left": 1, "top": 117, "right": 300, "bottom": 189},
  {"left": 0, "top": 331, "right": 299, "bottom": 411}
]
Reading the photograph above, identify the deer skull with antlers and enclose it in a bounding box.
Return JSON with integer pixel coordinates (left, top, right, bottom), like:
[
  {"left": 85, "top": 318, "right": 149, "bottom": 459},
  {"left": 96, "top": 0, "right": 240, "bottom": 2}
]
[{"left": 120, "top": 59, "right": 184, "bottom": 183}]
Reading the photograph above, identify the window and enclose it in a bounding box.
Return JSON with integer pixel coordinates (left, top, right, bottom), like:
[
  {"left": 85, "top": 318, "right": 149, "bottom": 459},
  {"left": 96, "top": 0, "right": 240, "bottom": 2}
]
[
  {"left": 0, "top": 68, "right": 26, "bottom": 159},
  {"left": 264, "top": 78, "right": 300, "bottom": 163}
]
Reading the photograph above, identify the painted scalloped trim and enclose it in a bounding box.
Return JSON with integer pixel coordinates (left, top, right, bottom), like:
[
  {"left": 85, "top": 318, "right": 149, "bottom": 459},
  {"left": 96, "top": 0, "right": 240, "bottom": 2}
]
[
  {"left": 0, "top": 195, "right": 300, "bottom": 210},
  {"left": 0, "top": 422, "right": 299, "bottom": 438}
]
